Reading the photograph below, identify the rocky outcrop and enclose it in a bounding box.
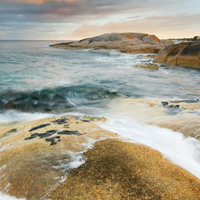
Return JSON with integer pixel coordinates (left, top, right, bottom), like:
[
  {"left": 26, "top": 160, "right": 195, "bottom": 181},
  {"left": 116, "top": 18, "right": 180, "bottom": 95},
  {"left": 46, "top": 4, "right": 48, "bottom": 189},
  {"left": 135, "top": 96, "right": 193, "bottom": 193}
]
[
  {"left": 154, "top": 41, "right": 200, "bottom": 68},
  {"left": 1, "top": 110, "right": 200, "bottom": 199},
  {"left": 50, "top": 32, "right": 168, "bottom": 54},
  {"left": 0, "top": 115, "right": 115, "bottom": 200},
  {"left": 52, "top": 139, "right": 200, "bottom": 200}
]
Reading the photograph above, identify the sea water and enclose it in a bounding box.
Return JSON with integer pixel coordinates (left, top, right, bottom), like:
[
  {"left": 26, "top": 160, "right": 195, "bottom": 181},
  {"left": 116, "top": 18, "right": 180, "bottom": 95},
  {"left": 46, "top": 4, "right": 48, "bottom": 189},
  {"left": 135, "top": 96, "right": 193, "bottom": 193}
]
[
  {"left": 1, "top": 40, "right": 200, "bottom": 115},
  {"left": 0, "top": 40, "right": 200, "bottom": 199}
]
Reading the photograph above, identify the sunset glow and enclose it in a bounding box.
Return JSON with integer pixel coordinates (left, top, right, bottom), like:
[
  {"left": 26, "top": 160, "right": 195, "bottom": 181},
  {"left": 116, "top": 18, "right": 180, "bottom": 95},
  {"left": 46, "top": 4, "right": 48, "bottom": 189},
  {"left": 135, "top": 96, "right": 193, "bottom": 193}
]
[{"left": 0, "top": 0, "right": 200, "bottom": 40}]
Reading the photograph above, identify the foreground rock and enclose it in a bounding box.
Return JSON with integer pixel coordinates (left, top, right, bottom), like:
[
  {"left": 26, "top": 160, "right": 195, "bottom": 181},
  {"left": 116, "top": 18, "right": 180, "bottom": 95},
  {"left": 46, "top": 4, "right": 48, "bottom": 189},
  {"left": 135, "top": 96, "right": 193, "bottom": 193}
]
[
  {"left": 1, "top": 112, "right": 200, "bottom": 199},
  {"left": 0, "top": 115, "right": 116, "bottom": 200},
  {"left": 50, "top": 32, "right": 173, "bottom": 54},
  {"left": 154, "top": 41, "right": 200, "bottom": 68},
  {"left": 52, "top": 139, "right": 200, "bottom": 200}
]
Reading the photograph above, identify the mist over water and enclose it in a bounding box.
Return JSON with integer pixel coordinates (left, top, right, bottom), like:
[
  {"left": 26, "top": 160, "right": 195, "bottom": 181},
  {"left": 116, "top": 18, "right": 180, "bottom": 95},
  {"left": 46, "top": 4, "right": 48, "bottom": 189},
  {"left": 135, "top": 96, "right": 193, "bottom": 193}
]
[
  {"left": 1, "top": 40, "right": 200, "bottom": 183},
  {"left": 0, "top": 40, "right": 200, "bottom": 114}
]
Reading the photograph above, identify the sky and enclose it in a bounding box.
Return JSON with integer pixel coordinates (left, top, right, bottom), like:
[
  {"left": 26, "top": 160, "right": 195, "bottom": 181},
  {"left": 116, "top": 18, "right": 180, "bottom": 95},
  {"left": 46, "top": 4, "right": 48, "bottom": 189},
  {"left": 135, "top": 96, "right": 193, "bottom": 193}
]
[{"left": 0, "top": 0, "right": 200, "bottom": 40}]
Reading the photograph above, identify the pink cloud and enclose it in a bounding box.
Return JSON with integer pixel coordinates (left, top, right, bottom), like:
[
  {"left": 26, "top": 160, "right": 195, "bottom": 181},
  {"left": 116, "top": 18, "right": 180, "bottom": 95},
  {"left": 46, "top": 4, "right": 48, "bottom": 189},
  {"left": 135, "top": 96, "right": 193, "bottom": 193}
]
[
  {"left": 68, "top": 13, "right": 200, "bottom": 40},
  {"left": 1, "top": 0, "right": 79, "bottom": 5}
]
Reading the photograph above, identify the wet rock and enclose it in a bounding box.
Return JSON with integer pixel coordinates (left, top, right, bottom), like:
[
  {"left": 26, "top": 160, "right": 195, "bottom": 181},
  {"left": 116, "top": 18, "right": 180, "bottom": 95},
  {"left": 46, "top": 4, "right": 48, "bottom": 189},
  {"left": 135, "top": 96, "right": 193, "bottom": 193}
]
[
  {"left": 165, "top": 105, "right": 181, "bottom": 115},
  {"left": 24, "top": 133, "right": 39, "bottom": 140},
  {"left": 173, "top": 105, "right": 180, "bottom": 108},
  {"left": 57, "top": 130, "right": 82, "bottom": 136},
  {"left": 81, "top": 120, "right": 90, "bottom": 122},
  {"left": 51, "top": 118, "right": 68, "bottom": 124},
  {"left": 38, "top": 130, "right": 58, "bottom": 138},
  {"left": 161, "top": 101, "right": 169, "bottom": 107},
  {"left": 25, "top": 130, "right": 57, "bottom": 140},
  {"left": 29, "top": 123, "right": 51, "bottom": 132},
  {"left": 45, "top": 136, "right": 61, "bottom": 146},
  {"left": 168, "top": 105, "right": 180, "bottom": 108},
  {"left": 170, "top": 99, "right": 199, "bottom": 103},
  {"left": 45, "top": 108, "right": 52, "bottom": 112}
]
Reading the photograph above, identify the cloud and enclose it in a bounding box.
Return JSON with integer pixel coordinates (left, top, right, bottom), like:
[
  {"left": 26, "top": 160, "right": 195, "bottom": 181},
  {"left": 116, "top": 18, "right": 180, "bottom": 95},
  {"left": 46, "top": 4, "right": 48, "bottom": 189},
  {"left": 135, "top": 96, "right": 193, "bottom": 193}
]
[
  {"left": 0, "top": 0, "right": 79, "bottom": 5},
  {"left": 68, "top": 13, "right": 200, "bottom": 39},
  {"left": 0, "top": 0, "right": 199, "bottom": 39}
]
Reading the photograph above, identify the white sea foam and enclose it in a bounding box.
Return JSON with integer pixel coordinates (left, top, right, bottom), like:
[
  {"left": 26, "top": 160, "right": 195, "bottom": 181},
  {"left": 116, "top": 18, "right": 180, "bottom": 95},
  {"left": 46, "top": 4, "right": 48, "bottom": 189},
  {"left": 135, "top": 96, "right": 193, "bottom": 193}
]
[
  {"left": 52, "top": 135, "right": 113, "bottom": 183},
  {"left": 0, "top": 192, "right": 26, "bottom": 200},
  {"left": 0, "top": 110, "right": 53, "bottom": 123},
  {"left": 97, "top": 115, "right": 200, "bottom": 179}
]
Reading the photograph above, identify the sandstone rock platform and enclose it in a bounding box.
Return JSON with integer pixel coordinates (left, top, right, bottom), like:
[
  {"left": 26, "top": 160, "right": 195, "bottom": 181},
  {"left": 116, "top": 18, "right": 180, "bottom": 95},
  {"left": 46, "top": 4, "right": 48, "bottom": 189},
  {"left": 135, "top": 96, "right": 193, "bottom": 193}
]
[{"left": 1, "top": 98, "right": 200, "bottom": 199}]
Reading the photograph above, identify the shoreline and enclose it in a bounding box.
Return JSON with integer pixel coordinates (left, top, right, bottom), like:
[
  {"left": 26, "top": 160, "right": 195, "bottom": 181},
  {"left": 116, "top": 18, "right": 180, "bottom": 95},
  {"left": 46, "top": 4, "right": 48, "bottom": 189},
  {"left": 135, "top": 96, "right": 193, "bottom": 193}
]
[{"left": 1, "top": 97, "right": 200, "bottom": 199}]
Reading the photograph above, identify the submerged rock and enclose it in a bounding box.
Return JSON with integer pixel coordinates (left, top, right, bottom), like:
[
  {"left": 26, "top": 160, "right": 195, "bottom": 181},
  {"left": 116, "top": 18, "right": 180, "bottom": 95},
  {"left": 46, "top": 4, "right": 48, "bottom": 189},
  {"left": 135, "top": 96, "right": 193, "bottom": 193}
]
[
  {"left": 154, "top": 41, "right": 200, "bottom": 68},
  {"left": 133, "top": 63, "right": 159, "bottom": 70},
  {"left": 50, "top": 32, "right": 165, "bottom": 54}
]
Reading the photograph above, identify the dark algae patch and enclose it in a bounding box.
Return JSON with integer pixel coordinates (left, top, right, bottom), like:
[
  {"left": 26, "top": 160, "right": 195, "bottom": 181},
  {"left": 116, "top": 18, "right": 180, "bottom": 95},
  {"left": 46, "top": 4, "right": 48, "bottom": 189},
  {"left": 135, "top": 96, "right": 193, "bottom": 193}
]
[
  {"left": 24, "top": 130, "right": 57, "bottom": 140},
  {"left": 24, "top": 118, "right": 82, "bottom": 146},
  {"left": 45, "top": 136, "right": 61, "bottom": 146},
  {"left": 51, "top": 118, "right": 69, "bottom": 124},
  {"left": 29, "top": 123, "right": 50, "bottom": 132},
  {"left": 57, "top": 130, "right": 82, "bottom": 136}
]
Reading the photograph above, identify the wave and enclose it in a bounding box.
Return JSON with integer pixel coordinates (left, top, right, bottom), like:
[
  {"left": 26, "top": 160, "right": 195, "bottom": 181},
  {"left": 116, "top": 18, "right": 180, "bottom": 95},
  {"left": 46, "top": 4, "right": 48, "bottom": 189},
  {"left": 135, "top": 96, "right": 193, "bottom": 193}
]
[
  {"left": 97, "top": 115, "right": 200, "bottom": 179},
  {"left": 0, "top": 84, "right": 119, "bottom": 113}
]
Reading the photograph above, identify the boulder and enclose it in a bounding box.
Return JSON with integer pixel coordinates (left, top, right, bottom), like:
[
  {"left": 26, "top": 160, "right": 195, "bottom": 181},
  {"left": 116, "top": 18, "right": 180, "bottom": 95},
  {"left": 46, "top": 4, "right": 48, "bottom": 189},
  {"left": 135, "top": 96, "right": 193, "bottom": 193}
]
[
  {"left": 50, "top": 32, "right": 164, "bottom": 54},
  {"left": 154, "top": 41, "right": 200, "bottom": 68}
]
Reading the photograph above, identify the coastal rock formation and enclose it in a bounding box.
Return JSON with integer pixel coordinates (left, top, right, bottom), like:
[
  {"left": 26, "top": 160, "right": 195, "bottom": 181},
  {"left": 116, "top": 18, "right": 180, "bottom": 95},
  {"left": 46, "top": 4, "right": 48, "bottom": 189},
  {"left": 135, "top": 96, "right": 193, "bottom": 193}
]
[
  {"left": 1, "top": 113, "right": 200, "bottom": 199},
  {"left": 50, "top": 33, "right": 170, "bottom": 54},
  {"left": 0, "top": 116, "right": 116, "bottom": 200},
  {"left": 154, "top": 41, "right": 200, "bottom": 68},
  {"left": 52, "top": 139, "right": 200, "bottom": 200}
]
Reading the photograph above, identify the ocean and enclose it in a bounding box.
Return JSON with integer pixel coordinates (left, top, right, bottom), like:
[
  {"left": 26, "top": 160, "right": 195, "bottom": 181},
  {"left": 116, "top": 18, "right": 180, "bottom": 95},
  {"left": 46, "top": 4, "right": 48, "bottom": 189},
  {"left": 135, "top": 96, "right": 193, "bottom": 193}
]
[
  {"left": 0, "top": 40, "right": 200, "bottom": 199},
  {"left": 0, "top": 40, "right": 200, "bottom": 115}
]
